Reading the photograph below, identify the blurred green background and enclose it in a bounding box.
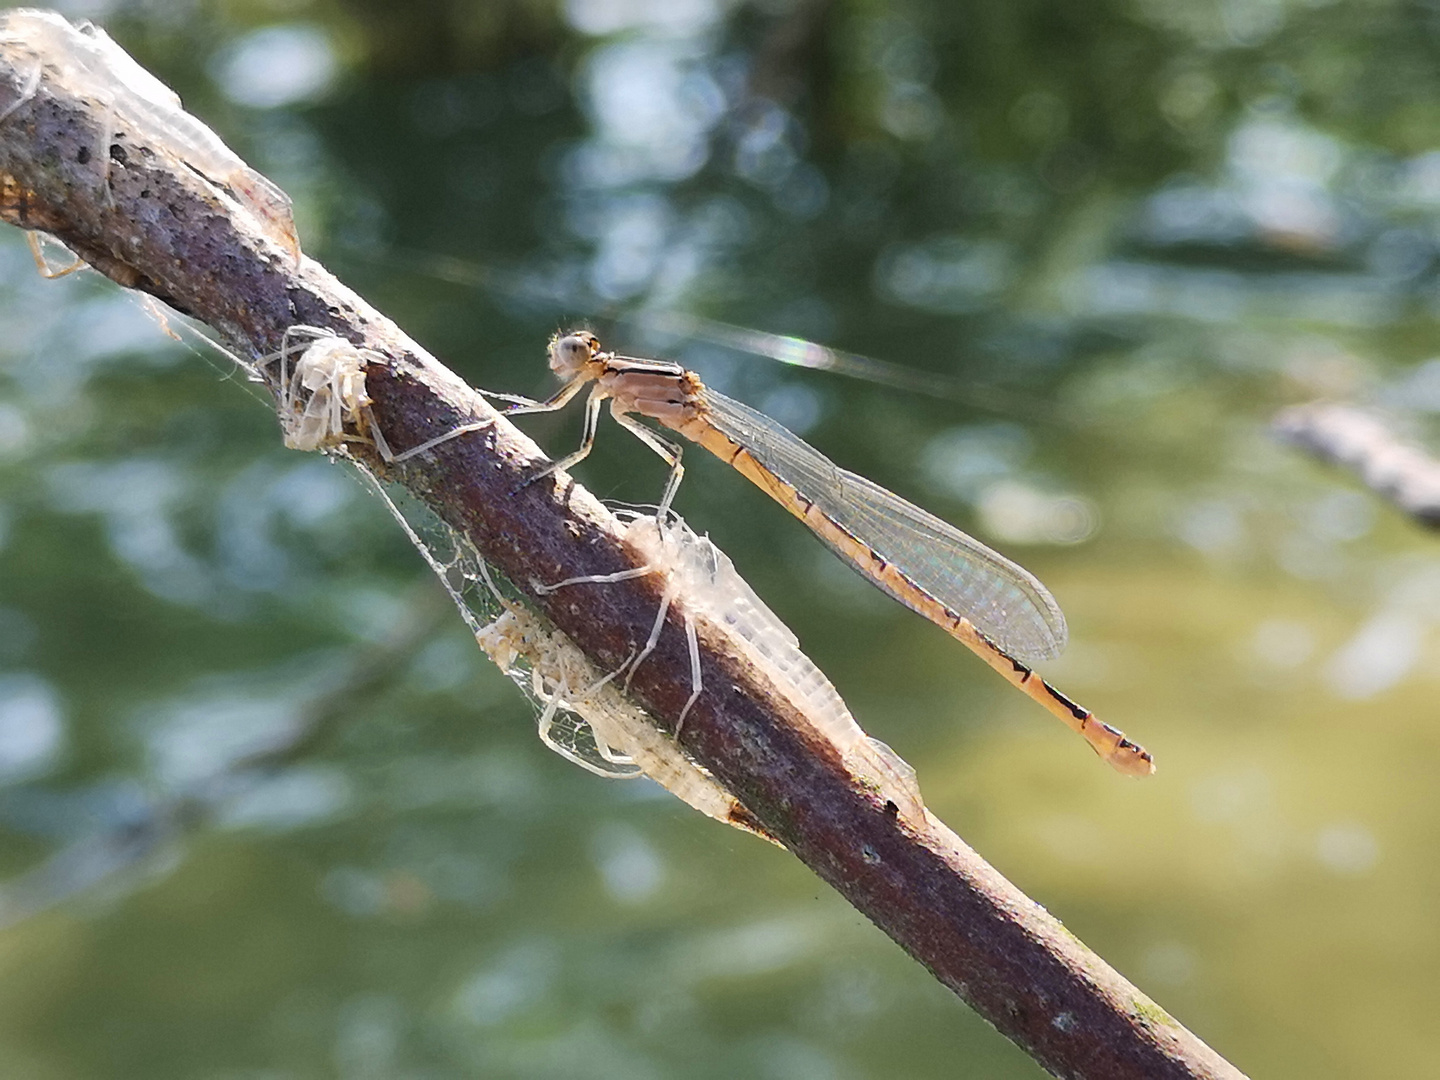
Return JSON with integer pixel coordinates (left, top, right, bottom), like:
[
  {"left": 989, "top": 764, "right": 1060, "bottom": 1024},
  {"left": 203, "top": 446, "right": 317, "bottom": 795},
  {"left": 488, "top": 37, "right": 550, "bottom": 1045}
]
[{"left": 2, "top": 0, "right": 1439, "bottom": 1076}]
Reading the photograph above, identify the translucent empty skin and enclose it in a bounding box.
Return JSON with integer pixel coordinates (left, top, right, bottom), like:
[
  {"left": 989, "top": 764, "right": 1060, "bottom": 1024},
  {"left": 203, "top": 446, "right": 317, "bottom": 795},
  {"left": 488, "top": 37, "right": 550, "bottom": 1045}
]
[
  {"left": 0, "top": 10, "right": 299, "bottom": 260},
  {"left": 619, "top": 513, "right": 926, "bottom": 824},
  {"left": 357, "top": 465, "right": 772, "bottom": 840},
  {"left": 538, "top": 510, "right": 928, "bottom": 825},
  {"left": 260, "top": 328, "right": 378, "bottom": 454},
  {"left": 474, "top": 600, "right": 765, "bottom": 836}
]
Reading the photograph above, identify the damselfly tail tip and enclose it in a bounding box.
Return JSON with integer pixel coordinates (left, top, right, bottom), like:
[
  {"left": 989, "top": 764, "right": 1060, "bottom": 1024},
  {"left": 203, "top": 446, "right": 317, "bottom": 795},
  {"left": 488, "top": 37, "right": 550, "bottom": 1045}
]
[{"left": 1106, "top": 742, "right": 1156, "bottom": 778}]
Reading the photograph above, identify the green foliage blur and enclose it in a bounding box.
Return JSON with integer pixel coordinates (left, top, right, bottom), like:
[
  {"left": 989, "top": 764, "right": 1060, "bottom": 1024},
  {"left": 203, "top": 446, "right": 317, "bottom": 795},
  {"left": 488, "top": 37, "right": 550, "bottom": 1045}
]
[{"left": 2, "top": 1, "right": 1440, "bottom": 1077}]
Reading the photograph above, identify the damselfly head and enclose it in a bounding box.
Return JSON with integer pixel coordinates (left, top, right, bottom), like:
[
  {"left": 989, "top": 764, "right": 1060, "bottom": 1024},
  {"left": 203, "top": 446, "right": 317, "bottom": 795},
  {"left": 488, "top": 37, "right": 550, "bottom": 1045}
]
[{"left": 548, "top": 330, "right": 601, "bottom": 378}]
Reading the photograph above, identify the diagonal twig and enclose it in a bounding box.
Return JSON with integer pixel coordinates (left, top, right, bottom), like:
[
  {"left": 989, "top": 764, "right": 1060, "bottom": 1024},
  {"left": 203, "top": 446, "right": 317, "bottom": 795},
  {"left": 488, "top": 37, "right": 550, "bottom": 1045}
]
[
  {"left": 1274, "top": 401, "right": 1440, "bottom": 527},
  {"left": 0, "top": 12, "right": 1244, "bottom": 1079}
]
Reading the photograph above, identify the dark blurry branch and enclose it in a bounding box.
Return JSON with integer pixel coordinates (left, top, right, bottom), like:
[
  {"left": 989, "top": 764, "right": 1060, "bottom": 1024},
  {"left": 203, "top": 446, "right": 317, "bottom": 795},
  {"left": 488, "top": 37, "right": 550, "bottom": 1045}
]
[
  {"left": 1274, "top": 402, "right": 1440, "bottom": 528},
  {"left": 0, "top": 13, "right": 1244, "bottom": 1080}
]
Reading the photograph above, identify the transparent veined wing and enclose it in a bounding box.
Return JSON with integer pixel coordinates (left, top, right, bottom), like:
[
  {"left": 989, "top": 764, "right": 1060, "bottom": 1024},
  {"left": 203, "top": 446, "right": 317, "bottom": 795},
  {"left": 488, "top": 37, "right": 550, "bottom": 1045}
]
[{"left": 699, "top": 388, "right": 1068, "bottom": 665}]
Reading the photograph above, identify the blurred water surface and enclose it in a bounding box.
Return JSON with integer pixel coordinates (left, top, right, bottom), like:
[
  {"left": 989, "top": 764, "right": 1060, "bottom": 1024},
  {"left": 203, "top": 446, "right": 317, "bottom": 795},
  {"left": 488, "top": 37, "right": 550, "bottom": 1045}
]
[{"left": 3, "top": 1, "right": 1440, "bottom": 1076}]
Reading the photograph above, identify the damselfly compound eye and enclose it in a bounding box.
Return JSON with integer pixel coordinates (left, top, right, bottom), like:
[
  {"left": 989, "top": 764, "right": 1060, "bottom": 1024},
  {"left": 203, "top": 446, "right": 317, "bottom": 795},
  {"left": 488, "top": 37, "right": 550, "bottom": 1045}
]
[{"left": 548, "top": 332, "right": 597, "bottom": 376}]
